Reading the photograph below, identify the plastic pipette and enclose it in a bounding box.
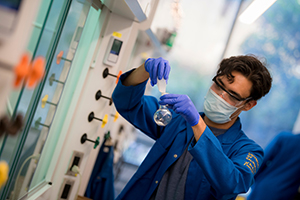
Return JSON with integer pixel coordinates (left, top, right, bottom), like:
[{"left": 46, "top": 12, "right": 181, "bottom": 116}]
[{"left": 157, "top": 78, "right": 167, "bottom": 95}]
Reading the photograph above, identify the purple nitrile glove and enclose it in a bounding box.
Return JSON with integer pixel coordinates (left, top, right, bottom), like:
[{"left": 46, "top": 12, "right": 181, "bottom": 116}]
[
  {"left": 159, "top": 94, "right": 200, "bottom": 126},
  {"left": 144, "top": 57, "right": 171, "bottom": 86}
]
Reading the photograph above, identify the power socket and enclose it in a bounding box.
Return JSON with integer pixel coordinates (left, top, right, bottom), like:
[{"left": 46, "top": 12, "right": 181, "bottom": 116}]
[
  {"left": 66, "top": 151, "right": 84, "bottom": 176},
  {"left": 58, "top": 179, "right": 74, "bottom": 200}
]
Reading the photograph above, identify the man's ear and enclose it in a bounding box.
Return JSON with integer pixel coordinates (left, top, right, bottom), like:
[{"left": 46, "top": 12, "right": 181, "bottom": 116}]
[{"left": 243, "top": 100, "right": 257, "bottom": 111}]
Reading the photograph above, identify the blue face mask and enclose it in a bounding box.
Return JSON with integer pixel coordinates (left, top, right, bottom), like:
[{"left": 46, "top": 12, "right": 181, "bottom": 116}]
[{"left": 203, "top": 89, "right": 242, "bottom": 124}]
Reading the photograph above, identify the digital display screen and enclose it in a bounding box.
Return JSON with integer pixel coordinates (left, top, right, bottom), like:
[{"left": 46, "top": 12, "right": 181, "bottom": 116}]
[{"left": 110, "top": 39, "right": 123, "bottom": 55}]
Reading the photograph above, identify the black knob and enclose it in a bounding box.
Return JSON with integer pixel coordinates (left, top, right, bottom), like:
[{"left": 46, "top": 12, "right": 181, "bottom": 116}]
[
  {"left": 80, "top": 133, "right": 100, "bottom": 149},
  {"left": 49, "top": 73, "right": 65, "bottom": 86},
  {"left": 87, "top": 112, "right": 108, "bottom": 128},
  {"left": 95, "top": 90, "right": 113, "bottom": 106},
  {"left": 102, "top": 68, "right": 122, "bottom": 84}
]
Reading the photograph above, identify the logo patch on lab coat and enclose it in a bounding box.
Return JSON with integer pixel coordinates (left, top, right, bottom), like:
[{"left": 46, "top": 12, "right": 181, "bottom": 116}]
[{"left": 243, "top": 153, "right": 259, "bottom": 174}]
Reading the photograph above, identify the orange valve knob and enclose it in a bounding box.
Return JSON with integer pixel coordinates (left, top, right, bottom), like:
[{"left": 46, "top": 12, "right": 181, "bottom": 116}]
[
  {"left": 34, "top": 117, "right": 50, "bottom": 129},
  {"left": 49, "top": 73, "right": 65, "bottom": 86},
  {"left": 102, "top": 68, "right": 122, "bottom": 84},
  {"left": 80, "top": 133, "right": 100, "bottom": 149},
  {"left": 95, "top": 90, "right": 113, "bottom": 106},
  {"left": 27, "top": 57, "right": 45, "bottom": 88},
  {"left": 56, "top": 51, "right": 72, "bottom": 65},
  {"left": 41, "top": 95, "right": 57, "bottom": 108},
  {"left": 14, "top": 53, "right": 30, "bottom": 88}
]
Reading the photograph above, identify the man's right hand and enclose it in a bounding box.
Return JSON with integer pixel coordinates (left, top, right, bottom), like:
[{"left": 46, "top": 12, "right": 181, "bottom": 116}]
[{"left": 144, "top": 57, "right": 171, "bottom": 86}]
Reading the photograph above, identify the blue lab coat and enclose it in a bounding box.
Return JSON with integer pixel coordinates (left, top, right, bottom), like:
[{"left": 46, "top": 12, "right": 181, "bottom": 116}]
[
  {"left": 248, "top": 131, "right": 300, "bottom": 200},
  {"left": 85, "top": 139, "right": 115, "bottom": 200},
  {"left": 112, "top": 70, "right": 263, "bottom": 200}
]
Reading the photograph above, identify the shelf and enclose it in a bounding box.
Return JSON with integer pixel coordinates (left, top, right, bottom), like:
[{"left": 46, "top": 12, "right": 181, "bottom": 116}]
[{"left": 102, "top": 0, "right": 153, "bottom": 22}]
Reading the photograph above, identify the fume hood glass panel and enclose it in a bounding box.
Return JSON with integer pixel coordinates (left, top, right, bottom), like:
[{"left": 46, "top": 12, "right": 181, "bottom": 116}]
[
  {"left": 0, "top": 0, "right": 66, "bottom": 165},
  {"left": 15, "top": 3, "right": 90, "bottom": 200},
  {"left": 0, "top": 0, "right": 91, "bottom": 199},
  {"left": 28, "top": 1, "right": 91, "bottom": 187},
  {"left": 6, "top": 0, "right": 55, "bottom": 121},
  {"left": 0, "top": 0, "right": 57, "bottom": 198},
  {"left": 0, "top": 0, "right": 69, "bottom": 198},
  {"left": 0, "top": 0, "right": 53, "bottom": 153}
]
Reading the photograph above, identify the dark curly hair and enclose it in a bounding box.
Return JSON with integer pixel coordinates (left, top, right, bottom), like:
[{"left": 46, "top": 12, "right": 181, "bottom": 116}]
[{"left": 216, "top": 55, "right": 272, "bottom": 101}]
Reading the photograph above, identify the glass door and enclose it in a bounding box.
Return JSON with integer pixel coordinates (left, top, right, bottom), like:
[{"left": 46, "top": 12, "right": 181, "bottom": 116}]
[{"left": 0, "top": 0, "right": 95, "bottom": 199}]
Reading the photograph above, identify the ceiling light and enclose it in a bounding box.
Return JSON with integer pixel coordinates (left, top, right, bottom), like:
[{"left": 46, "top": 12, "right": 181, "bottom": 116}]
[{"left": 239, "top": 0, "right": 277, "bottom": 24}]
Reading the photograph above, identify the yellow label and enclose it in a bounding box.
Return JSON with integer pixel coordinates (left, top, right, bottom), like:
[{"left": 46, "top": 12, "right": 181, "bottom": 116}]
[{"left": 113, "top": 32, "right": 122, "bottom": 38}]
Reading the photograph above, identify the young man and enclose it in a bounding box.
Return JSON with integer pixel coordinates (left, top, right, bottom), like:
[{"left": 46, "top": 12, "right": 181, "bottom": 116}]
[{"left": 112, "top": 55, "right": 272, "bottom": 200}]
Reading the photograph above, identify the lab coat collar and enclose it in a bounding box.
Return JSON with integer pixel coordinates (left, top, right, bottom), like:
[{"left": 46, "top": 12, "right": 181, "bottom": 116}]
[{"left": 199, "top": 112, "right": 243, "bottom": 144}]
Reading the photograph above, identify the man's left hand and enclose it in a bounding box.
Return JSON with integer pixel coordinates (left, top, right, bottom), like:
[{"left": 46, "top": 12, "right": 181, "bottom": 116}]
[{"left": 159, "top": 94, "right": 200, "bottom": 126}]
